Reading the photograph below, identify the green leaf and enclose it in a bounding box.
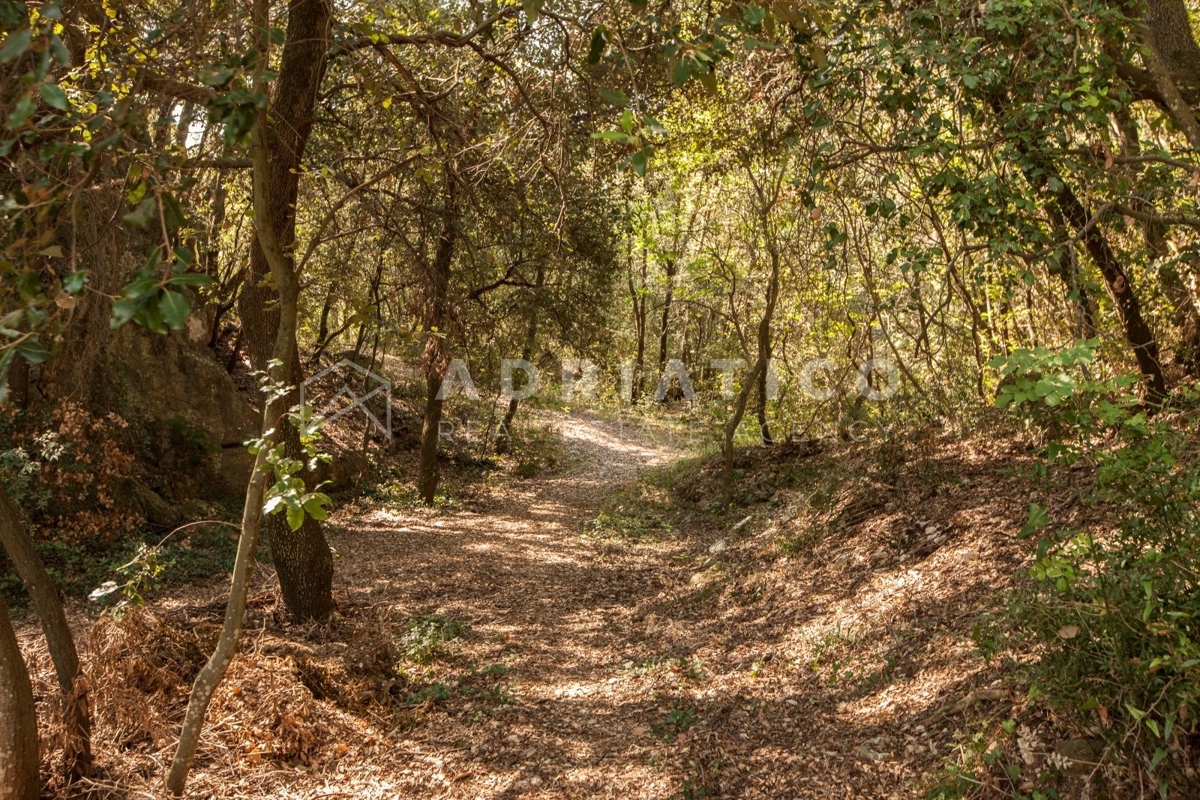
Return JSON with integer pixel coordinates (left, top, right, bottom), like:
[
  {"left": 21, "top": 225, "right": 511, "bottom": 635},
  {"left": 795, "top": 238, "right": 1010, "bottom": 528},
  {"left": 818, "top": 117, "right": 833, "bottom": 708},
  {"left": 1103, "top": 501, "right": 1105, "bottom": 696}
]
[
  {"left": 598, "top": 87, "right": 629, "bottom": 107},
  {"left": 1018, "top": 503, "right": 1049, "bottom": 539},
  {"left": 302, "top": 496, "right": 329, "bottom": 520},
  {"left": 671, "top": 58, "right": 692, "bottom": 87},
  {"left": 168, "top": 272, "right": 212, "bottom": 288},
  {"left": 63, "top": 270, "right": 88, "bottom": 294},
  {"left": 286, "top": 503, "right": 305, "bottom": 531},
  {"left": 0, "top": 29, "right": 31, "bottom": 63},
  {"left": 172, "top": 245, "right": 195, "bottom": 266},
  {"left": 7, "top": 94, "right": 34, "bottom": 130},
  {"left": 200, "top": 66, "right": 236, "bottom": 87},
  {"left": 14, "top": 338, "right": 51, "bottom": 364},
  {"left": 592, "top": 130, "right": 636, "bottom": 143},
  {"left": 110, "top": 297, "right": 141, "bottom": 329},
  {"left": 587, "top": 27, "right": 608, "bottom": 64},
  {"left": 39, "top": 83, "right": 69, "bottom": 111},
  {"left": 629, "top": 150, "right": 648, "bottom": 176},
  {"left": 122, "top": 197, "right": 156, "bottom": 229},
  {"left": 49, "top": 34, "right": 69, "bottom": 66},
  {"left": 742, "top": 4, "right": 765, "bottom": 26},
  {"left": 158, "top": 290, "right": 190, "bottom": 330}
]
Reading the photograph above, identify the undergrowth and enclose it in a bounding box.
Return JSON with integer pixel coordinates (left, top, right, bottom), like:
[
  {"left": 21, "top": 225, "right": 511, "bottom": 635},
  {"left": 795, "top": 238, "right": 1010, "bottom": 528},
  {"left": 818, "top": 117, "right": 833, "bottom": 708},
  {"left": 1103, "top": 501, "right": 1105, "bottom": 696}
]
[{"left": 980, "top": 340, "right": 1200, "bottom": 795}]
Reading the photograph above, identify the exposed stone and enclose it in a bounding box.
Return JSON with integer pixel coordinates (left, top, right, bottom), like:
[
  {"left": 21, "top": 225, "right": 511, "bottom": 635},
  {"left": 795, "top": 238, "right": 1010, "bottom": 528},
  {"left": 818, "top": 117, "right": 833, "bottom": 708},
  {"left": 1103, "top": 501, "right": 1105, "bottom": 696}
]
[
  {"left": 1053, "top": 738, "right": 1103, "bottom": 775},
  {"left": 64, "top": 321, "right": 259, "bottom": 505}
]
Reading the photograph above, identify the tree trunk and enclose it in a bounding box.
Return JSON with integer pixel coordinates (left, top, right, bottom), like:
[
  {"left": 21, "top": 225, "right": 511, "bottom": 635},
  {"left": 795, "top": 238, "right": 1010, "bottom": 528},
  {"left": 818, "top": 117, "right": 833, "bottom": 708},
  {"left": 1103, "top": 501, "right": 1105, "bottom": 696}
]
[
  {"left": 0, "top": 487, "right": 89, "bottom": 782},
  {"left": 656, "top": 259, "right": 678, "bottom": 400},
  {"left": 497, "top": 263, "right": 544, "bottom": 454},
  {"left": 315, "top": 287, "right": 334, "bottom": 352},
  {"left": 417, "top": 169, "right": 458, "bottom": 504},
  {"left": 1144, "top": 0, "right": 1200, "bottom": 95},
  {"left": 755, "top": 332, "right": 772, "bottom": 444},
  {"left": 724, "top": 247, "right": 781, "bottom": 495},
  {"left": 236, "top": 0, "right": 334, "bottom": 621},
  {"left": 0, "top": 592, "right": 39, "bottom": 800},
  {"left": 1001, "top": 117, "right": 1167, "bottom": 399},
  {"left": 629, "top": 253, "right": 647, "bottom": 404},
  {"left": 167, "top": 6, "right": 314, "bottom": 785},
  {"left": 1114, "top": 95, "right": 1200, "bottom": 376},
  {"left": 1039, "top": 165, "right": 1167, "bottom": 399}
]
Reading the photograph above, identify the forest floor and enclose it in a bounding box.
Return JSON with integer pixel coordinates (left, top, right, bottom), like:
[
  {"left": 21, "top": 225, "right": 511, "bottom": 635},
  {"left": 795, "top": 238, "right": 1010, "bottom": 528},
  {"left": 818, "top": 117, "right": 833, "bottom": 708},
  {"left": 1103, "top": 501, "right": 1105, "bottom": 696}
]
[{"left": 17, "top": 410, "right": 1063, "bottom": 799}]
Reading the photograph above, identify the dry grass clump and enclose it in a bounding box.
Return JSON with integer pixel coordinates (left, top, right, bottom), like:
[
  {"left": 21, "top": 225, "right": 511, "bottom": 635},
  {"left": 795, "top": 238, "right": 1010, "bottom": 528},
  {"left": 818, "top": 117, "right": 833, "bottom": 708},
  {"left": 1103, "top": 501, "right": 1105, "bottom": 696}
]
[
  {"left": 207, "top": 655, "right": 330, "bottom": 766},
  {"left": 75, "top": 602, "right": 363, "bottom": 794},
  {"left": 89, "top": 608, "right": 210, "bottom": 750}
]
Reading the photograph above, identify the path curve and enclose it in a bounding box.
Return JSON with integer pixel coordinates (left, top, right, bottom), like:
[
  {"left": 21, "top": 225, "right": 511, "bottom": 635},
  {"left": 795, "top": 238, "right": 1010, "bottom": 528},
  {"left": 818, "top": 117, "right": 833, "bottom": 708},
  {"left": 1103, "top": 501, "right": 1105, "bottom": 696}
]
[{"left": 330, "top": 412, "right": 691, "bottom": 798}]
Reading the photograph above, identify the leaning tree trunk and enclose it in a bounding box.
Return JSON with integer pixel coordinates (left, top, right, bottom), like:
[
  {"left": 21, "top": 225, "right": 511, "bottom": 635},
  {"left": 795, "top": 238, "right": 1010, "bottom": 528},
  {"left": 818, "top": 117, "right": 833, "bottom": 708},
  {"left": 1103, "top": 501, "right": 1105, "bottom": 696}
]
[
  {"left": 0, "top": 487, "right": 89, "bottom": 782},
  {"left": 0, "top": 592, "right": 39, "bottom": 800},
  {"left": 1113, "top": 82, "right": 1200, "bottom": 376},
  {"left": 236, "top": 0, "right": 334, "bottom": 621},
  {"left": 417, "top": 169, "right": 458, "bottom": 504},
  {"left": 1038, "top": 164, "right": 1167, "bottom": 400},
  {"left": 167, "top": 7, "right": 311, "bottom": 785},
  {"left": 994, "top": 93, "right": 1168, "bottom": 400}
]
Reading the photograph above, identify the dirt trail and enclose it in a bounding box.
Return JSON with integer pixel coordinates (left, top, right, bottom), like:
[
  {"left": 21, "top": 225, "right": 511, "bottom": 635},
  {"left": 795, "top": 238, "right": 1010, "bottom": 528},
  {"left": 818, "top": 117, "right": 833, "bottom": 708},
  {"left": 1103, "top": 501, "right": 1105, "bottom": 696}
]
[
  {"left": 17, "top": 412, "right": 1031, "bottom": 798},
  {"left": 328, "top": 412, "right": 694, "bottom": 798}
]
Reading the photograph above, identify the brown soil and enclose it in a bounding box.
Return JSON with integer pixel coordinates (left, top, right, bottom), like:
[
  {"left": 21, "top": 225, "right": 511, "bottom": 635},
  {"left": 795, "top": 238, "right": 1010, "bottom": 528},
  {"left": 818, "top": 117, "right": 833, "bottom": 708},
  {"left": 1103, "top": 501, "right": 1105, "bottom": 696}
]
[{"left": 14, "top": 412, "right": 1055, "bottom": 798}]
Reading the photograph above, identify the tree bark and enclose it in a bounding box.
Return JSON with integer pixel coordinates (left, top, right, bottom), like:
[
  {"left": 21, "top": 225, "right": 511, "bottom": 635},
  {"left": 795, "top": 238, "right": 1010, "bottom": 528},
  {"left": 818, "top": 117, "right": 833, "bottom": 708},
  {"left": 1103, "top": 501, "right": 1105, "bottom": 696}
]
[
  {"left": 1034, "top": 162, "right": 1167, "bottom": 399},
  {"left": 0, "top": 592, "right": 39, "bottom": 800},
  {"left": 755, "top": 333, "right": 772, "bottom": 444},
  {"left": 1141, "top": 7, "right": 1200, "bottom": 149},
  {"left": 998, "top": 108, "right": 1168, "bottom": 399},
  {"left": 497, "top": 262, "right": 545, "bottom": 454},
  {"left": 629, "top": 247, "right": 648, "bottom": 403},
  {"left": 236, "top": 0, "right": 334, "bottom": 621},
  {"left": 723, "top": 245, "right": 781, "bottom": 495},
  {"left": 417, "top": 169, "right": 458, "bottom": 504},
  {"left": 1144, "top": 0, "right": 1200, "bottom": 94},
  {"left": 167, "top": 6, "right": 312, "bottom": 785},
  {"left": 656, "top": 259, "right": 678, "bottom": 400},
  {"left": 0, "top": 488, "right": 89, "bottom": 782}
]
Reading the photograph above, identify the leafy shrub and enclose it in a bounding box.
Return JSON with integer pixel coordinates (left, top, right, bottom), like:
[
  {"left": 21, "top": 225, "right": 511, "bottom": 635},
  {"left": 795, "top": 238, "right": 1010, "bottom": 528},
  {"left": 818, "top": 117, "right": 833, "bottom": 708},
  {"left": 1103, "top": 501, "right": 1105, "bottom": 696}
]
[
  {"left": 0, "top": 401, "right": 143, "bottom": 544},
  {"left": 991, "top": 341, "right": 1200, "bottom": 792}
]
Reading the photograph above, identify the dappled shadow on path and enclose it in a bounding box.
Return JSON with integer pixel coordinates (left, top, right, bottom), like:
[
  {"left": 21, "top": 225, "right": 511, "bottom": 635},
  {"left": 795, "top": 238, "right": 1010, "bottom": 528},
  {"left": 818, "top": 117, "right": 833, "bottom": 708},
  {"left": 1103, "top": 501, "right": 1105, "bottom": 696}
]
[{"left": 297, "top": 418, "right": 1040, "bottom": 798}]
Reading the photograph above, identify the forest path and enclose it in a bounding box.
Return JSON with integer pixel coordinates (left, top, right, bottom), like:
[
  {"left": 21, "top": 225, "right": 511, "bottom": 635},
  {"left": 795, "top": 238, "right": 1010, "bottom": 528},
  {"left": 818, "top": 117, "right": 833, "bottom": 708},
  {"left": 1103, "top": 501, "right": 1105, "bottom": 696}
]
[{"left": 329, "top": 412, "right": 698, "bottom": 798}]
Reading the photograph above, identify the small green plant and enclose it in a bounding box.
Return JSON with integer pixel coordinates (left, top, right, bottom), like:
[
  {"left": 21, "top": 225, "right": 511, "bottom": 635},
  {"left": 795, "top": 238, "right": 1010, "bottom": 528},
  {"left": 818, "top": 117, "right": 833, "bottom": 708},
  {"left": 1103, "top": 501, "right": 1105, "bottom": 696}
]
[
  {"left": 404, "top": 682, "right": 454, "bottom": 706},
  {"left": 396, "top": 614, "right": 469, "bottom": 664},
  {"left": 89, "top": 541, "right": 166, "bottom": 620},
  {"left": 0, "top": 430, "right": 64, "bottom": 512},
  {"left": 653, "top": 705, "right": 699, "bottom": 741},
  {"left": 587, "top": 505, "right": 672, "bottom": 538}
]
